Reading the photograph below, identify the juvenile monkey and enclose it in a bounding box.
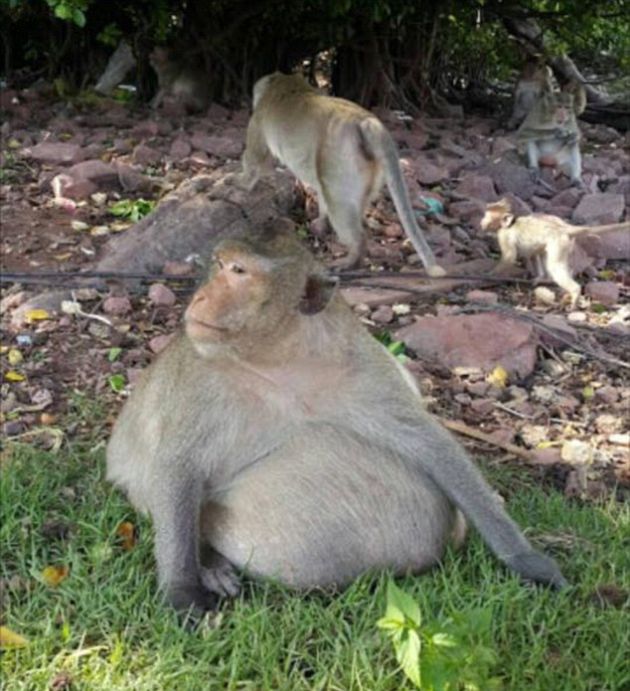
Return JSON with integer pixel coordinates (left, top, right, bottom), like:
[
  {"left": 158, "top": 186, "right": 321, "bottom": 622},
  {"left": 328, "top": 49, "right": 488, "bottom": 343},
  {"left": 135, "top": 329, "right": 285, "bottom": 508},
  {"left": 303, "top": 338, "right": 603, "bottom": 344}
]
[
  {"left": 149, "top": 46, "right": 211, "bottom": 113},
  {"left": 517, "top": 81, "right": 587, "bottom": 185},
  {"left": 240, "top": 72, "right": 446, "bottom": 277},
  {"left": 107, "top": 222, "right": 566, "bottom": 617},
  {"left": 481, "top": 197, "right": 629, "bottom": 306},
  {"left": 507, "top": 58, "right": 553, "bottom": 129}
]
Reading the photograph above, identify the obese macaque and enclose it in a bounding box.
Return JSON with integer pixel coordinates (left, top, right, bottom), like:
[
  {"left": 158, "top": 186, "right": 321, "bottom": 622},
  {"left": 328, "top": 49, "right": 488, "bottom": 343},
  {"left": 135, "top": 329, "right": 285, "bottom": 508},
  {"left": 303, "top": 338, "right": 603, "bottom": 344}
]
[
  {"left": 107, "top": 222, "right": 567, "bottom": 617},
  {"left": 481, "top": 197, "right": 629, "bottom": 306},
  {"left": 239, "top": 72, "right": 446, "bottom": 277},
  {"left": 149, "top": 46, "right": 210, "bottom": 113},
  {"left": 507, "top": 58, "right": 553, "bottom": 129},
  {"left": 517, "top": 81, "right": 587, "bottom": 184}
]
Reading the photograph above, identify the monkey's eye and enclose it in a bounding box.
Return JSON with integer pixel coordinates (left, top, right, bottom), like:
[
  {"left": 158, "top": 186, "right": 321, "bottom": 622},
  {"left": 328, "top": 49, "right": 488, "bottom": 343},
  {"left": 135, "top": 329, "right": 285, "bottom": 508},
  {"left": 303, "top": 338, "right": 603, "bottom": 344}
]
[{"left": 228, "top": 262, "right": 246, "bottom": 275}]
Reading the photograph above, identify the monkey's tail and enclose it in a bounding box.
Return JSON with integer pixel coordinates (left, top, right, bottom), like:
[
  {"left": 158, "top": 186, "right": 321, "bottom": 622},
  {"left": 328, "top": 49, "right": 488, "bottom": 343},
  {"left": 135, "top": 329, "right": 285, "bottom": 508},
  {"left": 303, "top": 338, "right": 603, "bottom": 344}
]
[
  {"left": 568, "top": 221, "right": 630, "bottom": 236},
  {"left": 358, "top": 119, "right": 439, "bottom": 272}
]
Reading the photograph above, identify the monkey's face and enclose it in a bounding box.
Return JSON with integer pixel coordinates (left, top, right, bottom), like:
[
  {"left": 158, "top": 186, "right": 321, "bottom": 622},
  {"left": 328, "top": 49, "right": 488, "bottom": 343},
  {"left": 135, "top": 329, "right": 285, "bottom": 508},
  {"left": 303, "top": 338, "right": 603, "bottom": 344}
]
[
  {"left": 184, "top": 244, "right": 303, "bottom": 348},
  {"left": 552, "top": 95, "right": 572, "bottom": 124},
  {"left": 480, "top": 202, "right": 512, "bottom": 232}
]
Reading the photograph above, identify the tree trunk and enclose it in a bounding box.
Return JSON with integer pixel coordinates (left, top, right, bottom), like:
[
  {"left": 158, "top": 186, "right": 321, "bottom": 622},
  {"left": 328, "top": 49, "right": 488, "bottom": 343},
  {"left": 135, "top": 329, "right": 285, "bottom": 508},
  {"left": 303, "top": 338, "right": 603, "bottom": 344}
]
[{"left": 502, "top": 16, "right": 609, "bottom": 104}]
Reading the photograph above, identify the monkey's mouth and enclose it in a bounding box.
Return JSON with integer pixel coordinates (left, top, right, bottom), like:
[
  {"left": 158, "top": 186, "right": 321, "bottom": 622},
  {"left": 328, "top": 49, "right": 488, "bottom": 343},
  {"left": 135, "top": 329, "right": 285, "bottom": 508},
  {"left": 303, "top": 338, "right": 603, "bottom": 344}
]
[{"left": 185, "top": 317, "right": 230, "bottom": 334}]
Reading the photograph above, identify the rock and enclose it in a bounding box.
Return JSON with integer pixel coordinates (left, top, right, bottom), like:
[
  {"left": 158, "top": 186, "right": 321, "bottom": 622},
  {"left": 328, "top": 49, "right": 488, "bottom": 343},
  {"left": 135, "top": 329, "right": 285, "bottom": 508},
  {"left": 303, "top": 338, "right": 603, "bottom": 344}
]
[
  {"left": 572, "top": 193, "right": 625, "bottom": 225},
  {"left": 133, "top": 144, "right": 162, "bottom": 167},
  {"left": 163, "top": 260, "right": 194, "bottom": 276},
  {"left": 0, "top": 290, "right": 28, "bottom": 313},
  {"left": 595, "top": 414, "right": 623, "bottom": 435},
  {"left": 520, "top": 424, "right": 548, "bottom": 448},
  {"left": 342, "top": 286, "right": 415, "bottom": 308},
  {"left": 560, "top": 439, "right": 593, "bottom": 465},
  {"left": 454, "top": 174, "right": 497, "bottom": 202},
  {"left": 550, "top": 187, "right": 582, "bottom": 209},
  {"left": 465, "top": 289, "right": 498, "bottom": 304},
  {"left": 480, "top": 159, "right": 537, "bottom": 201},
  {"left": 149, "top": 333, "right": 176, "bottom": 354},
  {"left": 534, "top": 286, "right": 556, "bottom": 306},
  {"left": 490, "top": 137, "right": 515, "bottom": 157},
  {"left": 103, "top": 296, "right": 132, "bottom": 315},
  {"left": 594, "top": 386, "right": 619, "bottom": 404},
  {"left": 371, "top": 305, "right": 395, "bottom": 324},
  {"left": 531, "top": 448, "right": 562, "bottom": 465},
  {"left": 412, "top": 154, "right": 449, "bottom": 185},
  {"left": 189, "top": 133, "right": 242, "bottom": 159},
  {"left": 115, "top": 163, "right": 151, "bottom": 192},
  {"left": 394, "top": 313, "right": 538, "bottom": 378},
  {"left": 148, "top": 283, "right": 177, "bottom": 307},
  {"left": 67, "top": 159, "right": 118, "bottom": 185},
  {"left": 448, "top": 200, "right": 486, "bottom": 225},
  {"left": 24, "top": 141, "right": 82, "bottom": 165},
  {"left": 382, "top": 223, "right": 403, "bottom": 239},
  {"left": 577, "top": 229, "right": 630, "bottom": 261},
  {"left": 70, "top": 179, "right": 101, "bottom": 200},
  {"left": 169, "top": 138, "right": 192, "bottom": 161},
  {"left": 609, "top": 433, "right": 629, "bottom": 446},
  {"left": 585, "top": 281, "right": 619, "bottom": 306},
  {"left": 131, "top": 120, "right": 160, "bottom": 139},
  {"left": 470, "top": 398, "right": 494, "bottom": 416}
]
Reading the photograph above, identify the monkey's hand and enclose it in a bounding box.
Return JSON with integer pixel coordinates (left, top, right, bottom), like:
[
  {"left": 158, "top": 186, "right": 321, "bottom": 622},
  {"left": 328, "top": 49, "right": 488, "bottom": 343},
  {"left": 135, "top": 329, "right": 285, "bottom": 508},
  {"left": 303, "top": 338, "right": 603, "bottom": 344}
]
[
  {"left": 426, "top": 264, "right": 447, "bottom": 278},
  {"left": 504, "top": 551, "right": 568, "bottom": 590}
]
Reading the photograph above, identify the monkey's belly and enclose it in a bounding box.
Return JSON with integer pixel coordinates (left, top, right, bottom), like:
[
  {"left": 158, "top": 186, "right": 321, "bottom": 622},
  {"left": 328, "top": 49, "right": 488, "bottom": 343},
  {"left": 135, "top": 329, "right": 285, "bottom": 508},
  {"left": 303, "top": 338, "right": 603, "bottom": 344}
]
[{"left": 200, "top": 429, "right": 457, "bottom": 589}]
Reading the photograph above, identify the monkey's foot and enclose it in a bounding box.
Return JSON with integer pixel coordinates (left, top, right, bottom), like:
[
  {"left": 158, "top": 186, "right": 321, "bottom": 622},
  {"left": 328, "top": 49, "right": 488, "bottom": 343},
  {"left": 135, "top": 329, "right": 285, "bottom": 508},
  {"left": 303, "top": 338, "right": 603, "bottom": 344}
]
[
  {"left": 504, "top": 551, "right": 568, "bottom": 590},
  {"left": 200, "top": 562, "right": 241, "bottom": 598}
]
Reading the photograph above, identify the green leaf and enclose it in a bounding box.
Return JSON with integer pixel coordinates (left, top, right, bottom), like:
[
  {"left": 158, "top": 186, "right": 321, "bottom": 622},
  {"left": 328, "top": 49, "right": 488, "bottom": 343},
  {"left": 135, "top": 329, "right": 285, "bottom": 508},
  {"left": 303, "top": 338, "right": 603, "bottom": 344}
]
[
  {"left": 72, "top": 8, "right": 86, "bottom": 27},
  {"left": 396, "top": 629, "right": 422, "bottom": 688},
  {"left": 387, "top": 340, "right": 405, "bottom": 356},
  {"left": 54, "top": 4, "right": 72, "bottom": 20},
  {"left": 387, "top": 580, "right": 421, "bottom": 627},
  {"left": 108, "top": 374, "right": 126, "bottom": 393},
  {"left": 376, "top": 616, "right": 405, "bottom": 632},
  {"left": 431, "top": 632, "right": 458, "bottom": 648},
  {"left": 107, "top": 347, "right": 122, "bottom": 363}
]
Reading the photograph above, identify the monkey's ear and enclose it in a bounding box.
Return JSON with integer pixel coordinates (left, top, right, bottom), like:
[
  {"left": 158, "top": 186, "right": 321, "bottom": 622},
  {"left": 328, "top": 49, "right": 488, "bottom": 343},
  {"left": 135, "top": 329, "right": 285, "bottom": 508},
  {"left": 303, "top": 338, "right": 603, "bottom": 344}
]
[
  {"left": 501, "top": 213, "right": 515, "bottom": 227},
  {"left": 299, "top": 273, "right": 338, "bottom": 315}
]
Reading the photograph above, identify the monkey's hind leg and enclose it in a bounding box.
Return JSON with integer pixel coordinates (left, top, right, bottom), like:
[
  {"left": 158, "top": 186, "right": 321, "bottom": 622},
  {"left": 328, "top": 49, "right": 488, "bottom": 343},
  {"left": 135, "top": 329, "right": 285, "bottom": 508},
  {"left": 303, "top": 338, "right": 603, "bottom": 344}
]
[
  {"left": 545, "top": 238, "right": 581, "bottom": 307},
  {"left": 325, "top": 196, "right": 367, "bottom": 269}
]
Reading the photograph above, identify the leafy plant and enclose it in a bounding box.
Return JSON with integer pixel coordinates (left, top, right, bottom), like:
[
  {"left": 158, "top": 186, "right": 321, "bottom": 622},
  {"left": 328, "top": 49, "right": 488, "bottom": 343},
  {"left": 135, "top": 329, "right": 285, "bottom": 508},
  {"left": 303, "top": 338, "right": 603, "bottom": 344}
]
[
  {"left": 109, "top": 198, "right": 155, "bottom": 223},
  {"left": 374, "top": 330, "right": 408, "bottom": 361},
  {"left": 45, "top": 0, "right": 89, "bottom": 27},
  {"left": 377, "top": 580, "right": 501, "bottom": 690}
]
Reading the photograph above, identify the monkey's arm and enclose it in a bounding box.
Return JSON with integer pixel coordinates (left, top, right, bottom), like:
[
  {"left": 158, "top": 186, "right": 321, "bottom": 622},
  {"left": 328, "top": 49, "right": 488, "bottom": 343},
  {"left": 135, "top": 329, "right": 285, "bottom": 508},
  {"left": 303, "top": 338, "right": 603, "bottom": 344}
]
[
  {"left": 148, "top": 461, "right": 214, "bottom": 614},
  {"left": 343, "top": 387, "right": 567, "bottom": 588}
]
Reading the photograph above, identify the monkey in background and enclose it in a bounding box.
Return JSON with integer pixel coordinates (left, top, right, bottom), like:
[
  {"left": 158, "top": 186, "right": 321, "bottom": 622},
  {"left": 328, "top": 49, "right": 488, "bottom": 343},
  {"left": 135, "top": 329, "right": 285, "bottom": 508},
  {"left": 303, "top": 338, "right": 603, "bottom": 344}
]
[
  {"left": 107, "top": 222, "right": 566, "bottom": 618},
  {"left": 238, "top": 72, "right": 447, "bottom": 277},
  {"left": 149, "top": 46, "right": 211, "bottom": 113},
  {"left": 517, "top": 80, "right": 587, "bottom": 185},
  {"left": 481, "top": 197, "right": 629, "bottom": 306},
  {"left": 507, "top": 58, "right": 554, "bottom": 129}
]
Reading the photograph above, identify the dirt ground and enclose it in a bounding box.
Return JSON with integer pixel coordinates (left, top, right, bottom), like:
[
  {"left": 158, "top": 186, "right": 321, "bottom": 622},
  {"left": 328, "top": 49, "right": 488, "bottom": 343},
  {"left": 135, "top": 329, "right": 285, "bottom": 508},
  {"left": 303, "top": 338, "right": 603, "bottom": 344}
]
[{"left": 1, "top": 87, "right": 628, "bottom": 501}]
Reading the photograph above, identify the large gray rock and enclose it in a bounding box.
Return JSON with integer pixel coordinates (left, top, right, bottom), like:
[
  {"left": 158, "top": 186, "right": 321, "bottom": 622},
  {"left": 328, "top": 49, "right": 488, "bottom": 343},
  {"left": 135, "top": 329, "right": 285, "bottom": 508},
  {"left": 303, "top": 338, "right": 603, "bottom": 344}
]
[
  {"left": 24, "top": 142, "right": 82, "bottom": 165},
  {"left": 572, "top": 193, "right": 625, "bottom": 225}
]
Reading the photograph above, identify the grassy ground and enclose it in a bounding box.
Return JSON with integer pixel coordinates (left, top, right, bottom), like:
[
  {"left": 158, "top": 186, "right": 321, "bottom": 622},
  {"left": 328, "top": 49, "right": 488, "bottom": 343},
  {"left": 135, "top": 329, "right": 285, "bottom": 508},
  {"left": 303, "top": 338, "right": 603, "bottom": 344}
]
[{"left": 1, "top": 413, "right": 628, "bottom": 691}]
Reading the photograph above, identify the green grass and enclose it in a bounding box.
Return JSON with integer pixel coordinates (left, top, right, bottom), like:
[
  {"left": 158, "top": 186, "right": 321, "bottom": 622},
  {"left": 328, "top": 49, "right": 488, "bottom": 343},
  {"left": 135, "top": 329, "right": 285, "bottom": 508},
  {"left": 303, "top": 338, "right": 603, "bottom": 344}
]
[{"left": 1, "top": 426, "right": 628, "bottom": 690}]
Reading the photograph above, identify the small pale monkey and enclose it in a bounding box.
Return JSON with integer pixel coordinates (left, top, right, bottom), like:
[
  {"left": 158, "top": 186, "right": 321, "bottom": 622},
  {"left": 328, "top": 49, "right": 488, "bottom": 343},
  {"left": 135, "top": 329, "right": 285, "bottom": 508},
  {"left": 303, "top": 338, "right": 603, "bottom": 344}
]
[
  {"left": 517, "top": 81, "right": 587, "bottom": 185},
  {"left": 149, "top": 46, "right": 211, "bottom": 113},
  {"left": 481, "top": 198, "right": 630, "bottom": 306},
  {"left": 239, "top": 72, "right": 446, "bottom": 276},
  {"left": 508, "top": 58, "right": 554, "bottom": 129}
]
